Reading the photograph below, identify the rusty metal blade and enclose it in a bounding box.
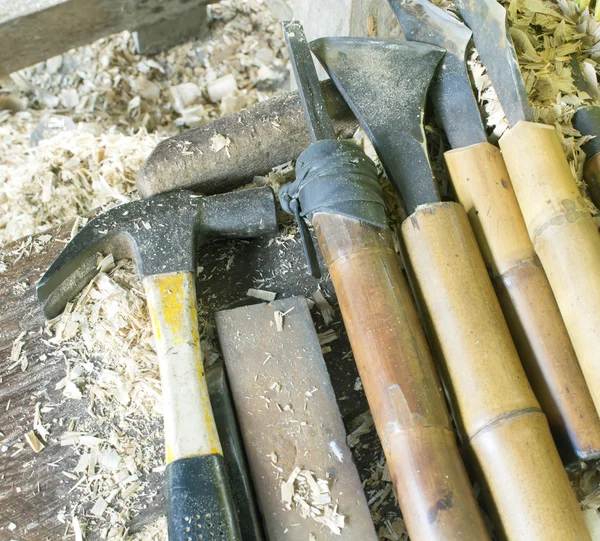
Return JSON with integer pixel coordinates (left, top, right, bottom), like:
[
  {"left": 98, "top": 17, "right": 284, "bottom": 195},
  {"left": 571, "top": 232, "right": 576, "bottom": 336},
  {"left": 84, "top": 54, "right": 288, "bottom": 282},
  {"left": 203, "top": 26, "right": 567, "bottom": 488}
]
[
  {"left": 389, "top": 0, "right": 487, "bottom": 148},
  {"left": 282, "top": 20, "right": 336, "bottom": 142},
  {"left": 311, "top": 37, "right": 444, "bottom": 213},
  {"left": 455, "top": 0, "right": 533, "bottom": 126}
]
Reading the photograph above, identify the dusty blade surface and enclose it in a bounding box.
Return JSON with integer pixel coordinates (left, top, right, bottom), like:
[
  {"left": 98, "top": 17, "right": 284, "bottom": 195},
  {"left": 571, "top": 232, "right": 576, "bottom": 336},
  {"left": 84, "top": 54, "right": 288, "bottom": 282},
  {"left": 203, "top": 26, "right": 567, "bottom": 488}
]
[
  {"left": 283, "top": 20, "right": 335, "bottom": 141},
  {"left": 455, "top": 0, "right": 533, "bottom": 126},
  {"left": 389, "top": 0, "right": 487, "bottom": 148},
  {"left": 311, "top": 37, "right": 444, "bottom": 213}
]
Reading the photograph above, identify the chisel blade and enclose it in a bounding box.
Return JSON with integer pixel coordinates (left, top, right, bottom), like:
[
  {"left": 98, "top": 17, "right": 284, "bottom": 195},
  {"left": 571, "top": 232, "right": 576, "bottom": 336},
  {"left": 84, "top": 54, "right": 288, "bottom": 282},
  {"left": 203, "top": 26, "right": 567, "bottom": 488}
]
[
  {"left": 311, "top": 37, "right": 444, "bottom": 213},
  {"left": 454, "top": 0, "right": 533, "bottom": 126},
  {"left": 389, "top": 0, "right": 487, "bottom": 149},
  {"left": 282, "top": 20, "right": 336, "bottom": 142}
]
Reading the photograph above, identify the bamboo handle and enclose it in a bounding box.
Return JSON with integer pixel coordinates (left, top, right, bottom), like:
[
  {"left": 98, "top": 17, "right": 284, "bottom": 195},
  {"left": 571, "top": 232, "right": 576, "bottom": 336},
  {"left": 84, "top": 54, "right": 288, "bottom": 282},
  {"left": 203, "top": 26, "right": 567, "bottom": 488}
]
[
  {"left": 583, "top": 151, "right": 600, "bottom": 209},
  {"left": 144, "top": 271, "right": 242, "bottom": 540},
  {"left": 401, "top": 202, "right": 589, "bottom": 541},
  {"left": 312, "top": 212, "right": 490, "bottom": 541},
  {"left": 499, "top": 120, "right": 600, "bottom": 417},
  {"left": 445, "top": 142, "right": 600, "bottom": 462}
]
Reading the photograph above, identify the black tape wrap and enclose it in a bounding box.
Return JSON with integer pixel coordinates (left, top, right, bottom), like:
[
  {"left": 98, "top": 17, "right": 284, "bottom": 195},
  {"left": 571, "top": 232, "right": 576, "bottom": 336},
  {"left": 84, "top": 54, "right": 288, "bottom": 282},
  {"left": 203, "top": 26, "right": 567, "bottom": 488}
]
[{"left": 280, "top": 140, "right": 387, "bottom": 227}]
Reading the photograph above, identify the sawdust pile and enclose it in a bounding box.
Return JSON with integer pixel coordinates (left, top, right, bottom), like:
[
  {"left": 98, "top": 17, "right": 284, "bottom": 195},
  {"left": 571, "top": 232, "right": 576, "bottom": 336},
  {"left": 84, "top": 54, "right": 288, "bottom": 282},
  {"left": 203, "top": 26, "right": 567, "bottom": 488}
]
[
  {"left": 0, "top": 127, "right": 159, "bottom": 244},
  {"left": 280, "top": 466, "right": 346, "bottom": 535},
  {"left": 46, "top": 255, "right": 164, "bottom": 539},
  {"left": 471, "top": 0, "right": 600, "bottom": 209},
  {"left": 0, "top": 0, "right": 288, "bottom": 247}
]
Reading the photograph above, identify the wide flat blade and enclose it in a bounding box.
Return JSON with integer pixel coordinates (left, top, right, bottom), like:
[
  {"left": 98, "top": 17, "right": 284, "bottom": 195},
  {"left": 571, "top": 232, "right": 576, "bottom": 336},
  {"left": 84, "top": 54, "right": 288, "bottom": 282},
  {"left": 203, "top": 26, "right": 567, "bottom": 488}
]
[
  {"left": 311, "top": 37, "right": 444, "bottom": 213},
  {"left": 389, "top": 0, "right": 487, "bottom": 149},
  {"left": 283, "top": 20, "right": 336, "bottom": 141},
  {"left": 455, "top": 0, "right": 533, "bottom": 126}
]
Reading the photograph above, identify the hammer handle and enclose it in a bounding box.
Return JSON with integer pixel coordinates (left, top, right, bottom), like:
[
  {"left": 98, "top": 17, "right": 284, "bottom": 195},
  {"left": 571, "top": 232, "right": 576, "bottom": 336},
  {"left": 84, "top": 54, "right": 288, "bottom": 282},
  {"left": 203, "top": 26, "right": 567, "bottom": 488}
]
[
  {"left": 401, "top": 202, "right": 589, "bottom": 541},
  {"left": 144, "top": 272, "right": 242, "bottom": 541},
  {"left": 499, "top": 120, "right": 600, "bottom": 417},
  {"left": 445, "top": 142, "right": 600, "bottom": 462},
  {"left": 312, "top": 212, "right": 489, "bottom": 541}
]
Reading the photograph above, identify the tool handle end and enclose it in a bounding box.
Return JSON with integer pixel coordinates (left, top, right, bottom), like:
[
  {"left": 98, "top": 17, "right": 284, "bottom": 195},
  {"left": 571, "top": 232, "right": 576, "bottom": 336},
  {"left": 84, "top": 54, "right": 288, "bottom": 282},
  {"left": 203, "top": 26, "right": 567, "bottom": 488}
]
[{"left": 166, "top": 454, "right": 242, "bottom": 541}]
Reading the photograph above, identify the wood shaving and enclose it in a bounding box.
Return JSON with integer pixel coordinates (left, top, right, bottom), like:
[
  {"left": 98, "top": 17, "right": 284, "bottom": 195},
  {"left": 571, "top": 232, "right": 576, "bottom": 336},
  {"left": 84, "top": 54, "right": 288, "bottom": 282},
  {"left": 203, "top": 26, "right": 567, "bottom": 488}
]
[
  {"left": 472, "top": 0, "right": 600, "bottom": 214},
  {"left": 24, "top": 431, "right": 45, "bottom": 453},
  {"left": 317, "top": 329, "right": 338, "bottom": 346},
  {"left": 280, "top": 467, "right": 346, "bottom": 535},
  {"left": 247, "top": 287, "right": 277, "bottom": 301},
  {"left": 311, "top": 290, "right": 335, "bottom": 325},
  {"left": 210, "top": 133, "right": 232, "bottom": 156}
]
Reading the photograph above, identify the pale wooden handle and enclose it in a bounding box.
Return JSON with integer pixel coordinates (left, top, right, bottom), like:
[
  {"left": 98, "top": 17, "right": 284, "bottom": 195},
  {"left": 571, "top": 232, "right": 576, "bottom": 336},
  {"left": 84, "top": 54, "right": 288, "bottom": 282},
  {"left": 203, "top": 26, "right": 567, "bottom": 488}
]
[
  {"left": 496, "top": 260, "right": 600, "bottom": 461},
  {"left": 446, "top": 142, "right": 600, "bottom": 461},
  {"left": 313, "top": 212, "right": 490, "bottom": 541},
  {"left": 144, "top": 271, "right": 222, "bottom": 462},
  {"left": 500, "top": 120, "right": 600, "bottom": 417},
  {"left": 401, "top": 202, "right": 589, "bottom": 541},
  {"left": 445, "top": 142, "right": 533, "bottom": 277}
]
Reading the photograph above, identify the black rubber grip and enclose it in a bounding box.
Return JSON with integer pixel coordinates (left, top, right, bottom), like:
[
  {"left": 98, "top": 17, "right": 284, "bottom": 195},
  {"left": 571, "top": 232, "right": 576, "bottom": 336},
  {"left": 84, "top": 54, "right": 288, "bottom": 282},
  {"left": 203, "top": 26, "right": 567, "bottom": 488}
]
[{"left": 165, "top": 454, "right": 242, "bottom": 541}]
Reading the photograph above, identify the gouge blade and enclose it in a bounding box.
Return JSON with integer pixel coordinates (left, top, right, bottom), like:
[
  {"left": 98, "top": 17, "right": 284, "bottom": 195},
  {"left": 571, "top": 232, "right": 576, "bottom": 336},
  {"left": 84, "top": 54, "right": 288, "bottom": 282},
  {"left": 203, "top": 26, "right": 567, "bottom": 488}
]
[
  {"left": 389, "top": 0, "right": 487, "bottom": 148},
  {"left": 311, "top": 37, "right": 444, "bottom": 213},
  {"left": 455, "top": 0, "right": 533, "bottom": 126},
  {"left": 283, "top": 20, "right": 336, "bottom": 142}
]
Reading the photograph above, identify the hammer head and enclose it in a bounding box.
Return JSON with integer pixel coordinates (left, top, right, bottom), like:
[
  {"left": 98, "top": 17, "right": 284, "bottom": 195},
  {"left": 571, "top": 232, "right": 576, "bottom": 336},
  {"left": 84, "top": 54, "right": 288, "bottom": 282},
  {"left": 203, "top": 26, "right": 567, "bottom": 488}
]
[{"left": 37, "top": 188, "right": 278, "bottom": 319}]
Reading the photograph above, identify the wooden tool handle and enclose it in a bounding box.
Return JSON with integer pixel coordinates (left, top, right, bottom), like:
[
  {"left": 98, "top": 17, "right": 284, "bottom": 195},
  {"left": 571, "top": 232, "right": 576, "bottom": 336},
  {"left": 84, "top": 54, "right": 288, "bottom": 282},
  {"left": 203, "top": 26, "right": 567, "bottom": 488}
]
[
  {"left": 144, "top": 272, "right": 242, "bottom": 540},
  {"left": 446, "top": 142, "right": 600, "bottom": 462},
  {"left": 312, "top": 212, "right": 489, "bottom": 541},
  {"left": 401, "top": 202, "right": 589, "bottom": 541},
  {"left": 499, "top": 120, "right": 600, "bottom": 417}
]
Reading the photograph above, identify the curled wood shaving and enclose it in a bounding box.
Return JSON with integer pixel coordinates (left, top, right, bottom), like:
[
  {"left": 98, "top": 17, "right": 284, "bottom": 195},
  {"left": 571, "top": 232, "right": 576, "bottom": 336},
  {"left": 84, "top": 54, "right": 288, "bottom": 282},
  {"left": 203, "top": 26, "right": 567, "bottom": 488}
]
[{"left": 280, "top": 467, "right": 346, "bottom": 535}]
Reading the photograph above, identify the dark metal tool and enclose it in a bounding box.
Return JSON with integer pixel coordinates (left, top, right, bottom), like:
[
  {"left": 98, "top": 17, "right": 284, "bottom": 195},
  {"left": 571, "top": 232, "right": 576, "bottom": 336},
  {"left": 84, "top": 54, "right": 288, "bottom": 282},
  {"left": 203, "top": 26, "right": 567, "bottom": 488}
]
[
  {"left": 310, "top": 37, "right": 442, "bottom": 214},
  {"left": 313, "top": 30, "right": 589, "bottom": 541},
  {"left": 281, "top": 22, "right": 489, "bottom": 541},
  {"left": 574, "top": 105, "right": 600, "bottom": 208},
  {"left": 390, "top": 0, "right": 600, "bottom": 466},
  {"left": 37, "top": 188, "right": 278, "bottom": 541},
  {"left": 454, "top": 0, "right": 600, "bottom": 426}
]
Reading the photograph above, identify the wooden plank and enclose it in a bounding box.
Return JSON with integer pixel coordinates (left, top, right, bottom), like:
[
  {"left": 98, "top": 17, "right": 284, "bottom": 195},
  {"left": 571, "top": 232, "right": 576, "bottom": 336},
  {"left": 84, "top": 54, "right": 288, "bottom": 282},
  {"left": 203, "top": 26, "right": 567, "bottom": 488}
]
[
  {"left": 132, "top": 4, "right": 209, "bottom": 56},
  {"left": 293, "top": 0, "right": 400, "bottom": 40},
  {"left": 0, "top": 223, "right": 164, "bottom": 539},
  {"left": 216, "top": 297, "right": 378, "bottom": 541},
  {"left": 0, "top": 0, "right": 212, "bottom": 77},
  {"left": 292, "top": 0, "right": 401, "bottom": 81}
]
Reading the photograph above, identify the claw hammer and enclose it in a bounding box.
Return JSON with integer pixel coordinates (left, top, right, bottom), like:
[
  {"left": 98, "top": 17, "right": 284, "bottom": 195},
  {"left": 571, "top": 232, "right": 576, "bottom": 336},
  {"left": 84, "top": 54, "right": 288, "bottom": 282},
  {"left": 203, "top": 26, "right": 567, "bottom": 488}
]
[{"left": 37, "top": 188, "right": 278, "bottom": 540}]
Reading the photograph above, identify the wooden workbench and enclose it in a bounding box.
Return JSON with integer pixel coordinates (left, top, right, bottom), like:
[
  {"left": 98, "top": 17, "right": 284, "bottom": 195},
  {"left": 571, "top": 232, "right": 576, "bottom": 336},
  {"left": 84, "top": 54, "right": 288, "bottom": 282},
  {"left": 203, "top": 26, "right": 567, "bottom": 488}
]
[{"left": 0, "top": 218, "right": 374, "bottom": 539}]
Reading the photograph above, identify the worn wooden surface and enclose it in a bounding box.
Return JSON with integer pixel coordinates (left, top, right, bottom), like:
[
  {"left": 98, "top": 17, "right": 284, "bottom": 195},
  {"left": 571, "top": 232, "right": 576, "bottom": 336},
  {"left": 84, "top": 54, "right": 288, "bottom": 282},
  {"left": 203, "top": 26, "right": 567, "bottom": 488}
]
[
  {"left": 136, "top": 82, "right": 356, "bottom": 197},
  {"left": 0, "top": 217, "right": 372, "bottom": 539},
  {"left": 0, "top": 0, "right": 212, "bottom": 77},
  {"left": 132, "top": 3, "right": 209, "bottom": 57},
  {"left": 216, "top": 297, "right": 377, "bottom": 541}
]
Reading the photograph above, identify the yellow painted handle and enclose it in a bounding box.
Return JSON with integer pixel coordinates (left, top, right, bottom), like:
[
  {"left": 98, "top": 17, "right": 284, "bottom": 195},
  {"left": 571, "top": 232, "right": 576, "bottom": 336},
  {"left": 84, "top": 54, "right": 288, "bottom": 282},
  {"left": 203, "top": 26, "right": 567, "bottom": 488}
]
[
  {"left": 499, "top": 120, "right": 600, "bottom": 418},
  {"left": 446, "top": 142, "right": 600, "bottom": 461},
  {"left": 144, "top": 271, "right": 222, "bottom": 463},
  {"left": 401, "top": 202, "right": 589, "bottom": 541}
]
